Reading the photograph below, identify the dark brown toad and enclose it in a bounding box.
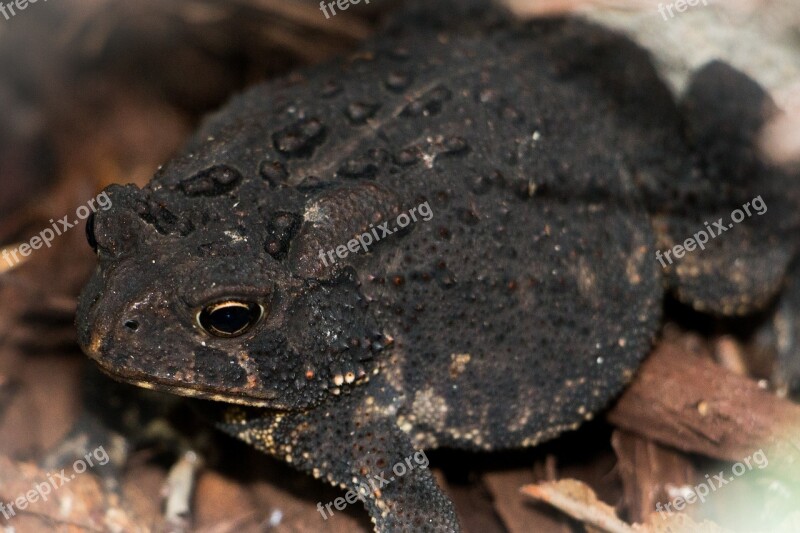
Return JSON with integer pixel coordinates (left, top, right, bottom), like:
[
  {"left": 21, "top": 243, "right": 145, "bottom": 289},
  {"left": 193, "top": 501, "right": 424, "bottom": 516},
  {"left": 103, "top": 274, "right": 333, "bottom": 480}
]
[{"left": 76, "top": 1, "right": 799, "bottom": 530}]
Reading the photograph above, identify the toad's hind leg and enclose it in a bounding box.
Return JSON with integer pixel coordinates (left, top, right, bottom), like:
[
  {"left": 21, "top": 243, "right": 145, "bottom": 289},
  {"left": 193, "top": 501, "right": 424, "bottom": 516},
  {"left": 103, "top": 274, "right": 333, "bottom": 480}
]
[
  {"left": 389, "top": 197, "right": 663, "bottom": 452},
  {"left": 655, "top": 62, "right": 800, "bottom": 315}
]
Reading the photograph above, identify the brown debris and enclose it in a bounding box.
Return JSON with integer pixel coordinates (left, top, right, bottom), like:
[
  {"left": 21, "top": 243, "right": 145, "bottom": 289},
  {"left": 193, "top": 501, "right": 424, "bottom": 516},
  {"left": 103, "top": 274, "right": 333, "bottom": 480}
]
[
  {"left": 521, "top": 478, "right": 731, "bottom": 533},
  {"left": 483, "top": 467, "right": 574, "bottom": 533},
  {"left": 611, "top": 431, "right": 696, "bottom": 525},
  {"left": 0, "top": 457, "right": 141, "bottom": 532},
  {"left": 164, "top": 451, "right": 203, "bottom": 532},
  {"left": 521, "top": 479, "right": 636, "bottom": 533},
  {"left": 607, "top": 334, "right": 800, "bottom": 475},
  {"left": 522, "top": 477, "right": 800, "bottom": 533},
  {"left": 713, "top": 336, "right": 750, "bottom": 377}
]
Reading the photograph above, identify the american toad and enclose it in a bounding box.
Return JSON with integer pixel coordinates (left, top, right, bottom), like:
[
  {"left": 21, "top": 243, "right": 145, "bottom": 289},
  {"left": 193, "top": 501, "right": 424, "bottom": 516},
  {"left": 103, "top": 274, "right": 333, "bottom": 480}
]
[{"left": 76, "top": 1, "right": 798, "bottom": 530}]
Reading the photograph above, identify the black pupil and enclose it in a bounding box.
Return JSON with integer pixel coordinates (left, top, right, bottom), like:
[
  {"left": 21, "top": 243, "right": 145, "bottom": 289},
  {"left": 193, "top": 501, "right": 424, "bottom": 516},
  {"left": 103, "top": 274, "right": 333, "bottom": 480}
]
[{"left": 199, "top": 302, "right": 260, "bottom": 337}]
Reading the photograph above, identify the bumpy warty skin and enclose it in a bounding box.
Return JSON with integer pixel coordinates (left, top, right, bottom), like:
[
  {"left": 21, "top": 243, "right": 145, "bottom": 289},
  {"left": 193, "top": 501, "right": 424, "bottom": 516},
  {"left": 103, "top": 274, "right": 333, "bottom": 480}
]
[{"left": 76, "top": 1, "right": 798, "bottom": 531}]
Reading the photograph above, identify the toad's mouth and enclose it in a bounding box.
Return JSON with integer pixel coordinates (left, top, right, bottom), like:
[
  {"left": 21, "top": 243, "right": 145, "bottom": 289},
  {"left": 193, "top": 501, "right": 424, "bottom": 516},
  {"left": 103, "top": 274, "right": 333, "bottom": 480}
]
[
  {"left": 92, "top": 358, "right": 287, "bottom": 409},
  {"left": 82, "top": 330, "right": 289, "bottom": 408}
]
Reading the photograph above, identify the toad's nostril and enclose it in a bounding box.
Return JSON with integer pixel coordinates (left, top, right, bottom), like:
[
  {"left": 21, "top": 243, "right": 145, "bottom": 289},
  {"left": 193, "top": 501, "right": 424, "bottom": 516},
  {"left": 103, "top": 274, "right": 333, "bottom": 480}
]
[{"left": 124, "top": 320, "right": 140, "bottom": 331}]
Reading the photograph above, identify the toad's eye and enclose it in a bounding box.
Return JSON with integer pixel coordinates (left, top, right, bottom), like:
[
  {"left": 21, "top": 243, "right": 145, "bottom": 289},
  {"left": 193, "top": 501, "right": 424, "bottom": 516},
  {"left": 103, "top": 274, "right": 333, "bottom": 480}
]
[{"left": 197, "top": 301, "right": 263, "bottom": 338}]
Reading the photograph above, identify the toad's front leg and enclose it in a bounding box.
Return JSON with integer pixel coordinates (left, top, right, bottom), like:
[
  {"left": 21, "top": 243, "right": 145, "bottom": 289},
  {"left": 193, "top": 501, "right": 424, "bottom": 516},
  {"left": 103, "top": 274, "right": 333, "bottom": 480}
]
[{"left": 217, "top": 402, "right": 460, "bottom": 532}]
